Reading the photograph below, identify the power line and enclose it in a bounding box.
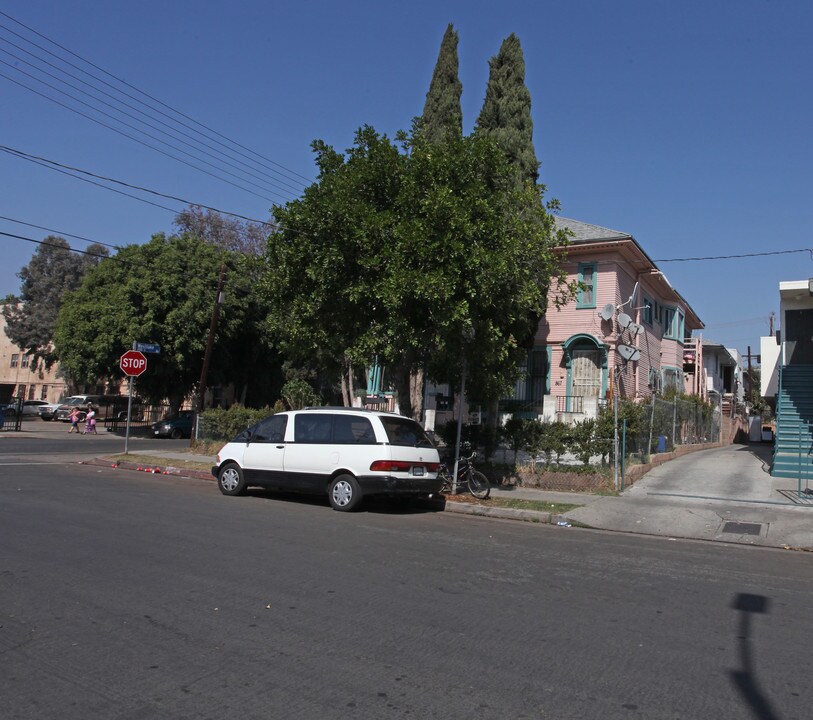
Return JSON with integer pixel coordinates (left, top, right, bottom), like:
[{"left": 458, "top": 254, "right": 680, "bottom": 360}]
[
  {"left": 0, "top": 215, "right": 124, "bottom": 251},
  {"left": 0, "top": 41, "right": 304, "bottom": 198},
  {"left": 0, "top": 11, "right": 313, "bottom": 187},
  {"left": 0, "top": 230, "right": 236, "bottom": 292},
  {"left": 655, "top": 248, "right": 813, "bottom": 263},
  {"left": 0, "top": 230, "right": 108, "bottom": 258},
  {"left": 0, "top": 68, "right": 285, "bottom": 204},
  {"left": 0, "top": 144, "right": 278, "bottom": 227}
]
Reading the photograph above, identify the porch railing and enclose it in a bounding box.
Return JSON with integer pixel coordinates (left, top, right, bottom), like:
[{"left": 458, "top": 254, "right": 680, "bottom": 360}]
[{"left": 556, "top": 395, "right": 584, "bottom": 414}]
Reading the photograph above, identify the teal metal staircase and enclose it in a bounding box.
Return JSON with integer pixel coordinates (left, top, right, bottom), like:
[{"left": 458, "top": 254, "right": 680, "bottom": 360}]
[{"left": 772, "top": 364, "right": 813, "bottom": 484}]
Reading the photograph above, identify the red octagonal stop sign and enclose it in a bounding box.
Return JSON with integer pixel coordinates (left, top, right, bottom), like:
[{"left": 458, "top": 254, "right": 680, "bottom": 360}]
[{"left": 120, "top": 350, "right": 147, "bottom": 377}]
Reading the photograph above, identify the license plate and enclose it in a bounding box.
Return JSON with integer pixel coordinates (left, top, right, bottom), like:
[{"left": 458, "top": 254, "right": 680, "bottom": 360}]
[
  {"left": 154, "top": 431, "right": 160, "bottom": 435},
  {"left": 412, "top": 466, "right": 425, "bottom": 476}
]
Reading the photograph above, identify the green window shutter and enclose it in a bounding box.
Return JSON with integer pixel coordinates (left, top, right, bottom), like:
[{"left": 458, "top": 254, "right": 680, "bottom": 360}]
[{"left": 577, "top": 262, "right": 596, "bottom": 309}]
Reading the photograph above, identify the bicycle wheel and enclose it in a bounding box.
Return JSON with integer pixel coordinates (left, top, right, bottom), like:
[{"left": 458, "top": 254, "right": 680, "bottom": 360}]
[{"left": 468, "top": 469, "right": 491, "bottom": 499}]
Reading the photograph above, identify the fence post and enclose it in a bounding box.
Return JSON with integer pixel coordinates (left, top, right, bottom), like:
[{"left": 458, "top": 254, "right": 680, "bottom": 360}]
[
  {"left": 621, "top": 418, "right": 627, "bottom": 491},
  {"left": 646, "top": 392, "right": 656, "bottom": 460},
  {"left": 672, "top": 399, "right": 677, "bottom": 449}
]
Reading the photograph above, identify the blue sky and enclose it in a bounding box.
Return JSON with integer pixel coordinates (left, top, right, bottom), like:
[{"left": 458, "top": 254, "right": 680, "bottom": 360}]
[{"left": 1, "top": 0, "right": 811, "bottom": 359}]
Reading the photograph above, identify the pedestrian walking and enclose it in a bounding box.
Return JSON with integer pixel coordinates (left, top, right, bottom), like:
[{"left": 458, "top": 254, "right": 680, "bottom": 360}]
[
  {"left": 84, "top": 406, "right": 98, "bottom": 435},
  {"left": 68, "top": 407, "right": 81, "bottom": 433}
]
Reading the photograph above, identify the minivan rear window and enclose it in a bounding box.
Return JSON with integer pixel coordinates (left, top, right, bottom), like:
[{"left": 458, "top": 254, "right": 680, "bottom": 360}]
[
  {"left": 333, "top": 415, "right": 375, "bottom": 444},
  {"left": 379, "top": 416, "right": 434, "bottom": 447}
]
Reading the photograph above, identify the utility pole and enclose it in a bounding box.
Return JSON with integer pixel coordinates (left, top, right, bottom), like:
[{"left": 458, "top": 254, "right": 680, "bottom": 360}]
[
  {"left": 197, "top": 264, "right": 226, "bottom": 414},
  {"left": 745, "top": 345, "right": 762, "bottom": 405}
]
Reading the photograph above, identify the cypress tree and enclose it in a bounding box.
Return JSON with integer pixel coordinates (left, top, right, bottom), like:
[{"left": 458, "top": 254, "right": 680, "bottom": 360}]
[
  {"left": 476, "top": 33, "right": 539, "bottom": 185},
  {"left": 421, "top": 23, "right": 463, "bottom": 143}
]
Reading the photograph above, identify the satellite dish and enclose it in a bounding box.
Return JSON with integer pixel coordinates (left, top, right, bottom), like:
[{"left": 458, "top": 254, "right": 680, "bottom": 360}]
[
  {"left": 617, "top": 312, "right": 632, "bottom": 329},
  {"left": 628, "top": 322, "right": 644, "bottom": 336},
  {"left": 617, "top": 344, "right": 641, "bottom": 362},
  {"left": 598, "top": 303, "right": 615, "bottom": 321}
]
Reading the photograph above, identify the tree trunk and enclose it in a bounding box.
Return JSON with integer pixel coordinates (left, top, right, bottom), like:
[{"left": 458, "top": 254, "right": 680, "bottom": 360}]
[
  {"left": 340, "top": 371, "right": 350, "bottom": 407},
  {"left": 391, "top": 356, "right": 425, "bottom": 421},
  {"left": 410, "top": 367, "right": 424, "bottom": 421},
  {"left": 347, "top": 360, "right": 355, "bottom": 406}
]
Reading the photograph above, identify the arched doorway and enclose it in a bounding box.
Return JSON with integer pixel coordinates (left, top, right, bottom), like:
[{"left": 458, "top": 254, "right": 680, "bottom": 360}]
[{"left": 562, "top": 334, "right": 608, "bottom": 411}]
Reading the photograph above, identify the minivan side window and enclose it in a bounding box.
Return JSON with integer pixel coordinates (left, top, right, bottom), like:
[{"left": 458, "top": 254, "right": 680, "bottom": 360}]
[
  {"left": 333, "top": 415, "right": 376, "bottom": 444},
  {"left": 294, "top": 414, "right": 333, "bottom": 443},
  {"left": 379, "top": 417, "right": 434, "bottom": 447},
  {"left": 252, "top": 415, "right": 288, "bottom": 443}
]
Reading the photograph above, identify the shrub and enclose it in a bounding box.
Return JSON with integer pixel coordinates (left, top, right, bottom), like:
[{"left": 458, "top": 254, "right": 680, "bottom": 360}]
[
  {"left": 199, "top": 405, "right": 274, "bottom": 441},
  {"left": 570, "top": 418, "right": 597, "bottom": 465},
  {"left": 281, "top": 379, "right": 321, "bottom": 410},
  {"left": 500, "top": 417, "right": 527, "bottom": 465}
]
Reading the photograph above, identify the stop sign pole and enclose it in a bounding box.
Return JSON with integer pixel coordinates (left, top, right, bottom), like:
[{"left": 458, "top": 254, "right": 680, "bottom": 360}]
[{"left": 121, "top": 346, "right": 147, "bottom": 454}]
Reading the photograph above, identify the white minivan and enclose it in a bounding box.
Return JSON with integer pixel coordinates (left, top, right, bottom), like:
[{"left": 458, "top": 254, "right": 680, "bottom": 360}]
[{"left": 212, "top": 407, "right": 442, "bottom": 511}]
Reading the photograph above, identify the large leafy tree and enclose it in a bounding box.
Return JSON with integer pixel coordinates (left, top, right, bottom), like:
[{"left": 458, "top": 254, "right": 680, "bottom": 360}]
[
  {"left": 475, "top": 33, "right": 539, "bottom": 186},
  {"left": 421, "top": 24, "right": 463, "bottom": 143},
  {"left": 3, "top": 236, "right": 108, "bottom": 370},
  {"left": 54, "top": 234, "right": 274, "bottom": 411},
  {"left": 265, "top": 126, "right": 570, "bottom": 418}
]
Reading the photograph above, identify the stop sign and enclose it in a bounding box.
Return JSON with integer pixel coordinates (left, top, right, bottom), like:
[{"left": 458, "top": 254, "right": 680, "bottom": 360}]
[{"left": 120, "top": 350, "right": 147, "bottom": 377}]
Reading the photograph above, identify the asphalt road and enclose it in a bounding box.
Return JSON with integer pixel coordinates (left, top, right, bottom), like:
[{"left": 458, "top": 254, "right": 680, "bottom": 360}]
[{"left": 1, "top": 442, "right": 812, "bottom": 719}]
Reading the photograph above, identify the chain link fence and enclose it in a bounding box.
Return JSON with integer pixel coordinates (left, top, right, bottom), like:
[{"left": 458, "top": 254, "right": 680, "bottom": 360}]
[{"left": 619, "top": 394, "right": 722, "bottom": 463}]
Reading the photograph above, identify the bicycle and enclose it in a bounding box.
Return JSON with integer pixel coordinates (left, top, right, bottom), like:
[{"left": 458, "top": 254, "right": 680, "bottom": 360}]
[{"left": 438, "top": 449, "right": 491, "bottom": 499}]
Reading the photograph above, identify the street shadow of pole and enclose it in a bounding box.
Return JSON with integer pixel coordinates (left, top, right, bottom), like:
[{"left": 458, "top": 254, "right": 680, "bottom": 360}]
[{"left": 729, "top": 593, "right": 779, "bottom": 720}]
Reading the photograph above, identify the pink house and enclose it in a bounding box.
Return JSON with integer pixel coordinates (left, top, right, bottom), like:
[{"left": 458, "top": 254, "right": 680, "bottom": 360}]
[{"left": 501, "top": 217, "right": 704, "bottom": 421}]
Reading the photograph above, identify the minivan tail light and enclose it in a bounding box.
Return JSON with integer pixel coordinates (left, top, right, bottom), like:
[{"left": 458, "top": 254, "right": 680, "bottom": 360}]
[
  {"left": 370, "top": 461, "right": 440, "bottom": 472},
  {"left": 370, "top": 460, "right": 412, "bottom": 472}
]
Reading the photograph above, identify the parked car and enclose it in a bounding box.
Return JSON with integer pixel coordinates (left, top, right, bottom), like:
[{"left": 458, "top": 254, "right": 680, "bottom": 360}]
[
  {"left": 38, "top": 402, "right": 64, "bottom": 421},
  {"left": 212, "top": 407, "right": 442, "bottom": 511},
  {"left": 0, "top": 400, "right": 46, "bottom": 417},
  {"left": 0, "top": 402, "right": 19, "bottom": 418},
  {"left": 19, "top": 400, "right": 49, "bottom": 416},
  {"left": 55, "top": 395, "right": 121, "bottom": 422},
  {"left": 152, "top": 410, "right": 195, "bottom": 439}
]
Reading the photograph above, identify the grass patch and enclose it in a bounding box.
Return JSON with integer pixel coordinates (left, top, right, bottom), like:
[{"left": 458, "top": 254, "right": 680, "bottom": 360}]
[
  {"left": 488, "top": 498, "right": 582, "bottom": 514},
  {"left": 107, "top": 453, "right": 213, "bottom": 472}
]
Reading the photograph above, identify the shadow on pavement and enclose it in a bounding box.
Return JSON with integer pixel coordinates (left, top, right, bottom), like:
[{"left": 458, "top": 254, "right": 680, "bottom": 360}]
[
  {"left": 242, "top": 488, "right": 446, "bottom": 515},
  {"left": 733, "top": 443, "right": 774, "bottom": 474},
  {"left": 729, "top": 593, "right": 778, "bottom": 720}
]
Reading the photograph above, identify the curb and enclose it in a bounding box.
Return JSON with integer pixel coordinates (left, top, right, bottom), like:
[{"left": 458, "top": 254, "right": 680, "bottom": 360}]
[
  {"left": 81, "top": 456, "right": 577, "bottom": 527},
  {"left": 82, "top": 457, "right": 213, "bottom": 481},
  {"left": 442, "top": 500, "right": 576, "bottom": 527}
]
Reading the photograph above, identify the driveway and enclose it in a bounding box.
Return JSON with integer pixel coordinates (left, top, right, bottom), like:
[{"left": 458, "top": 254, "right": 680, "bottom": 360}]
[
  {"left": 625, "top": 443, "right": 775, "bottom": 502},
  {"left": 565, "top": 443, "right": 813, "bottom": 549}
]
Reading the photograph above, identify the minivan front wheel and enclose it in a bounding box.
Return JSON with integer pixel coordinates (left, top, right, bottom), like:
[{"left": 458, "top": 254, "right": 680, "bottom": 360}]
[
  {"left": 218, "top": 463, "right": 247, "bottom": 496},
  {"left": 328, "top": 474, "right": 362, "bottom": 512}
]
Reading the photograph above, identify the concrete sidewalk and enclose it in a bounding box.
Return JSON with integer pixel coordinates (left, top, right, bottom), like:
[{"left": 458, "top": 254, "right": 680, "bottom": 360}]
[{"left": 93, "top": 444, "right": 813, "bottom": 551}]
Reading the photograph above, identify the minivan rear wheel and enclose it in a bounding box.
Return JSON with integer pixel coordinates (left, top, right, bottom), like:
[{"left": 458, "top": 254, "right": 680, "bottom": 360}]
[
  {"left": 218, "top": 463, "right": 247, "bottom": 496},
  {"left": 328, "top": 474, "right": 362, "bottom": 511}
]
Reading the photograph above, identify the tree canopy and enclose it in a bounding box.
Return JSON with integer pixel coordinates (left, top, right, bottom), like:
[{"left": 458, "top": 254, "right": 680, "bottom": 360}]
[
  {"left": 173, "top": 205, "right": 269, "bottom": 256},
  {"left": 421, "top": 23, "right": 463, "bottom": 143},
  {"left": 2, "top": 236, "right": 108, "bottom": 370},
  {"left": 264, "top": 125, "right": 571, "bottom": 417},
  {"left": 476, "top": 33, "right": 539, "bottom": 186},
  {"left": 54, "top": 233, "right": 274, "bottom": 410}
]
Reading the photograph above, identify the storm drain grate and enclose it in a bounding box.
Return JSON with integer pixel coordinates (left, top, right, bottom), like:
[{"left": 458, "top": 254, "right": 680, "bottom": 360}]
[{"left": 722, "top": 521, "right": 762, "bottom": 536}]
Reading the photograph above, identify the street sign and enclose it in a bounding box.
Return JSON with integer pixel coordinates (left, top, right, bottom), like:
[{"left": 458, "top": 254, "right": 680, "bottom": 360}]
[
  {"left": 135, "top": 342, "right": 161, "bottom": 354},
  {"left": 120, "top": 350, "right": 147, "bottom": 377}
]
